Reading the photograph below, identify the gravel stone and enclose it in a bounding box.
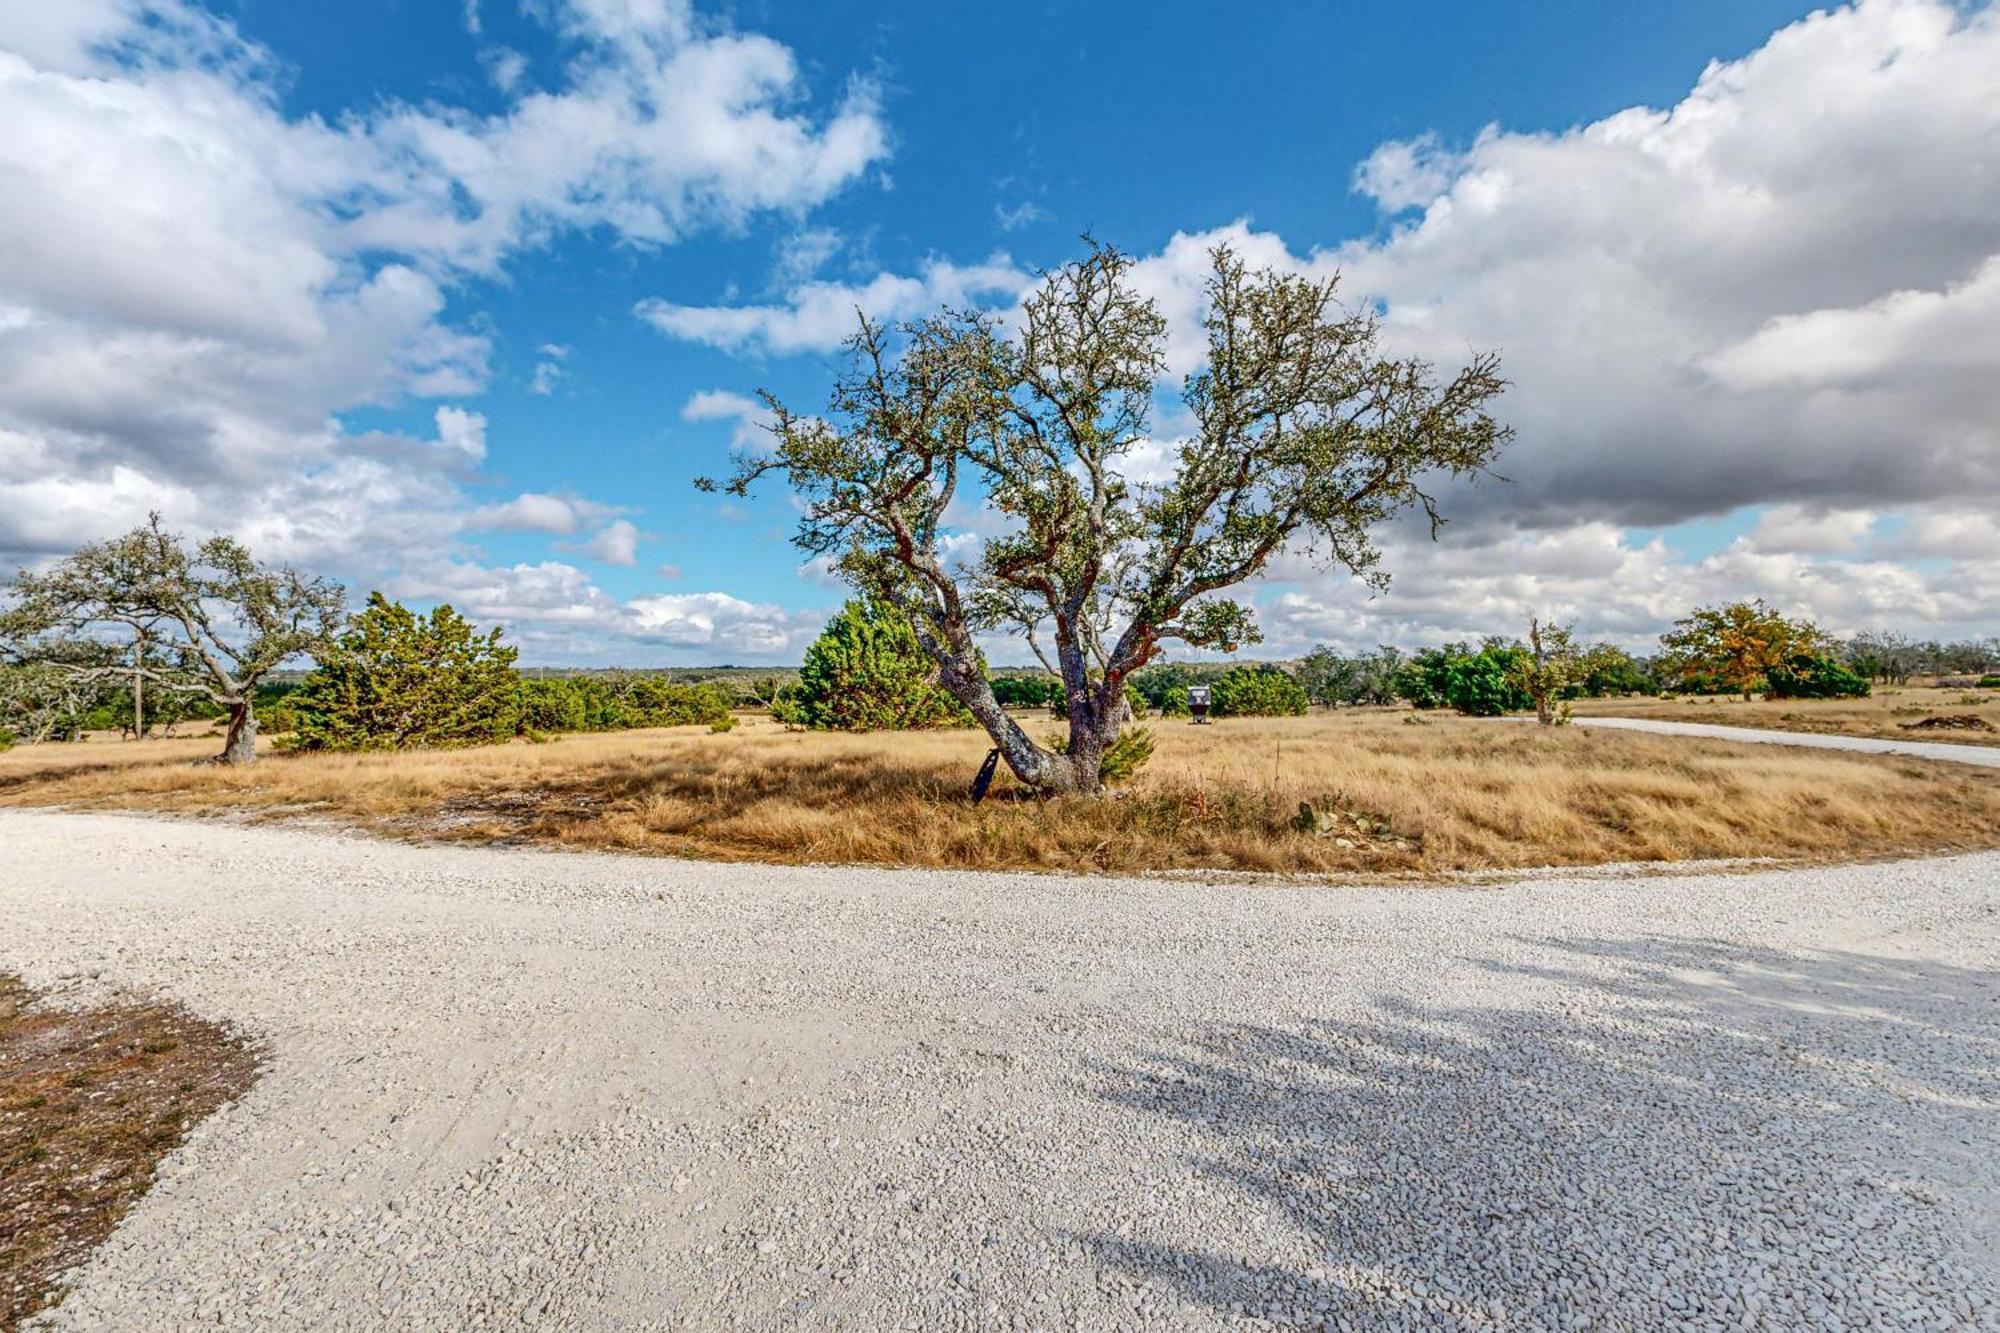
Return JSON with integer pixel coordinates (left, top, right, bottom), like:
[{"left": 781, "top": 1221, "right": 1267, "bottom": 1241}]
[{"left": 2, "top": 809, "right": 1996, "bottom": 1331}]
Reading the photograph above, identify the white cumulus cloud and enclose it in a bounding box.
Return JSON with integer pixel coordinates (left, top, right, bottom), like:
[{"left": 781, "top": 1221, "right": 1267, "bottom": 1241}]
[
  {"left": 638, "top": 255, "right": 1028, "bottom": 355},
  {"left": 0, "top": 0, "right": 889, "bottom": 658},
  {"left": 655, "top": 0, "right": 2000, "bottom": 648}
]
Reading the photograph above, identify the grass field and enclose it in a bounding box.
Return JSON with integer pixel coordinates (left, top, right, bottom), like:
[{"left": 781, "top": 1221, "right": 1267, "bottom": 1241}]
[
  {"left": 1576, "top": 683, "right": 2000, "bottom": 745},
  {"left": 4, "top": 709, "right": 1998, "bottom": 876}
]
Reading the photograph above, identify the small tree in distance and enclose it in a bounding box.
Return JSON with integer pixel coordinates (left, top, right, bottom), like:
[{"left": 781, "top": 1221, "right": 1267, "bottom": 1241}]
[
  {"left": 1209, "top": 664, "right": 1310, "bottom": 718},
  {"left": 1510, "top": 618, "right": 1620, "bottom": 725},
  {"left": 704, "top": 241, "right": 1510, "bottom": 793}
]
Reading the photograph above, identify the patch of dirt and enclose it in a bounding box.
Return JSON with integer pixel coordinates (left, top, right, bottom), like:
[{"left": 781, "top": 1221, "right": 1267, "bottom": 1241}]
[
  {"left": 0, "top": 975, "right": 259, "bottom": 1329},
  {"left": 1901, "top": 714, "right": 1997, "bottom": 733},
  {"left": 425, "top": 788, "right": 606, "bottom": 834}
]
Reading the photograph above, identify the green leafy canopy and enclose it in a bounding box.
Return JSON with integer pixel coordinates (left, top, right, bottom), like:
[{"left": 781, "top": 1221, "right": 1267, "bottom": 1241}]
[{"left": 702, "top": 240, "right": 1510, "bottom": 792}]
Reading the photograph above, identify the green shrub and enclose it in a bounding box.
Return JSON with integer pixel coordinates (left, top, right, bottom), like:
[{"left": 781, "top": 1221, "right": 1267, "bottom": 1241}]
[
  {"left": 287, "top": 594, "right": 521, "bottom": 751},
  {"left": 989, "top": 673, "right": 1061, "bottom": 708},
  {"left": 518, "top": 677, "right": 591, "bottom": 733},
  {"left": 1098, "top": 726, "right": 1155, "bottom": 784},
  {"left": 1444, "top": 646, "right": 1535, "bottom": 716},
  {"left": 1978, "top": 676, "right": 2000, "bottom": 689},
  {"left": 1389, "top": 657, "right": 1445, "bottom": 710},
  {"left": 513, "top": 674, "right": 732, "bottom": 733},
  {"left": 1392, "top": 643, "right": 1533, "bottom": 716},
  {"left": 1043, "top": 725, "right": 1156, "bottom": 785},
  {"left": 776, "top": 597, "right": 968, "bottom": 731},
  {"left": 1765, "top": 652, "right": 1871, "bottom": 700},
  {"left": 1208, "top": 665, "right": 1308, "bottom": 717}
]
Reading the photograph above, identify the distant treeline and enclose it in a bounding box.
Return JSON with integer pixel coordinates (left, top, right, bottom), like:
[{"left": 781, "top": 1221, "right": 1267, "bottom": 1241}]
[
  {"left": 8, "top": 574, "right": 1997, "bottom": 751},
  {"left": 992, "top": 628, "right": 2000, "bottom": 720}
]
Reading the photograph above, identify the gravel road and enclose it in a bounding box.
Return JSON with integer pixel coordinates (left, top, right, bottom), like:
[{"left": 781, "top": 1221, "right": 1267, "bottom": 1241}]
[
  {"left": 1553, "top": 715, "right": 2000, "bottom": 768},
  {"left": 5, "top": 809, "right": 1997, "bottom": 1332}
]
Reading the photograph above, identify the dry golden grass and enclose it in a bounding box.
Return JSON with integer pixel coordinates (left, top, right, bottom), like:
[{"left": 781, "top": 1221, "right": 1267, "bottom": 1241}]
[
  {"left": 1575, "top": 684, "right": 2000, "bottom": 745},
  {"left": 4, "top": 709, "right": 1998, "bottom": 877}
]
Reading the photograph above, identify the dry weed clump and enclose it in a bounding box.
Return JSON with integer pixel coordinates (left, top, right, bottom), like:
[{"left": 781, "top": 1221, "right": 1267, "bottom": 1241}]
[{"left": 3, "top": 710, "right": 1998, "bottom": 877}]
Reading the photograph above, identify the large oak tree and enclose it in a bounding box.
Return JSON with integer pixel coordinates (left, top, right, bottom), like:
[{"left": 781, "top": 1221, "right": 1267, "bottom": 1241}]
[{"left": 706, "top": 243, "right": 1510, "bottom": 793}]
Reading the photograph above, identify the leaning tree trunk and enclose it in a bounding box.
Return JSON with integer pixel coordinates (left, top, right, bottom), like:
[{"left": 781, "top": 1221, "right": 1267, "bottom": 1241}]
[
  {"left": 218, "top": 699, "right": 258, "bottom": 766},
  {"left": 933, "top": 651, "right": 1102, "bottom": 794}
]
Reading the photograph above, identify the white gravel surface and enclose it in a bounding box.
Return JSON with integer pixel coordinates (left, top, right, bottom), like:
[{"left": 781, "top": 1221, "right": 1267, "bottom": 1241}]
[
  {"left": 4, "top": 809, "right": 1998, "bottom": 1332},
  {"left": 1550, "top": 716, "right": 2000, "bottom": 768}
]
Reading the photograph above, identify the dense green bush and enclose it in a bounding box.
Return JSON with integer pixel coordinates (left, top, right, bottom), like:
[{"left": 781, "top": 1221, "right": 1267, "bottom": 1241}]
[
  {"left": 1577, "top": 648, "right": 1654, "bottom": 697},
  {"left": 517, "top": 677, "right": 591, "bottom": 734},
  {"left": 1388, "top": 653, "right": 1445, "bottom": 710},
  {"left": 1208, "top": 665, "right": 1308, "bottom": 717},
  {"left": 517, "top": 674, "right": 733, "bottom": 733},
  {"left": 1765, "top": 652, "right": 1871, "bottom": 700},
  {"left": 1393, "top": 643, "right": 1534, "bottom": 716},
  {"left": 989, "top": 673, "right": 1061, "bottom": 708},
  {"left": 773, "top": 597, "right": 968, "bottom": 731},
  {"left": 1445, "top": 645, "right": 1535, "bottom": 716},
  {"left": 287, "top": 594, "right": 521, "bottom": 751},
  {"left": 1978, "top": 675, "right": 2000, "bottom": 689},
  {"left": 1044, "top": 725, "right": 1155, "bottom": 784}
]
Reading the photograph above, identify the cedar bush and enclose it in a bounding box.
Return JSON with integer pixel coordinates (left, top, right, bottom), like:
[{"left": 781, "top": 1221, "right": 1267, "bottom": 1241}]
[
  {"left": 1044, "top": 724, "right": 1156, "bottom": 784},
  {"left": 773, "top": 597, "right": 969, "bottom": 731},
  {"left": 286, "top": 594, "right": 520, "bottom": 751}
]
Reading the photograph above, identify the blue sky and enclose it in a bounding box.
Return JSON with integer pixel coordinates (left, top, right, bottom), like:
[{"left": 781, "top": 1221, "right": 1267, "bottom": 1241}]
[{"left": 2, "top": 1, "right": 1997, "bottom": 661}]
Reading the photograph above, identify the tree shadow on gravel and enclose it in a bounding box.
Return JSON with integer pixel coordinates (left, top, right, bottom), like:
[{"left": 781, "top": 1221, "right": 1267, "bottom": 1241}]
[{"left": 1082, "top": 937, "right": 2000, "bottom": 1329}]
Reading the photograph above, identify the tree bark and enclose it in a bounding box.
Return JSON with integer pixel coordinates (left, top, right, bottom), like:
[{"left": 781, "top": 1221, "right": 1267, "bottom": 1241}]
[
  {"left": 932, "top": 652, "right": 1108, "bottom": 794},
  {"left": 130, "top": 635, "right": 145, "bottom": 741},
  {"left": 218, "top": 699, "right": 257, "bottom": 766}
]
